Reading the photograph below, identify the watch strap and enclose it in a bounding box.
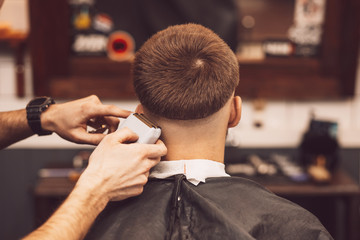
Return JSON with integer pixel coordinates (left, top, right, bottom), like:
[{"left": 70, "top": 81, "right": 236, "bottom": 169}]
[{"left": 26, "top": 97, "right": 55, "bottom": 136}]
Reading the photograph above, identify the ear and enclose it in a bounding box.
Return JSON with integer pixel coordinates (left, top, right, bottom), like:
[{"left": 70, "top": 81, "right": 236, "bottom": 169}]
[
  {"left": 135, "top": 104, "right": 144, "bottom": 114},
  {"left": 228, "top": 96, "right": 242, "bottom": 128}
]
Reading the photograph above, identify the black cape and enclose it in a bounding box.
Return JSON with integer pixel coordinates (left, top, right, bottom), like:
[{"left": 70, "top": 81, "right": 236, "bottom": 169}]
[{"left": 85, "top": 175, "right": 333, "bottom": 240}]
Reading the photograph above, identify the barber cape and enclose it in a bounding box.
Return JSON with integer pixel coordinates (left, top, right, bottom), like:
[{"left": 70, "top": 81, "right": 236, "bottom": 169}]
[{"left": 85, "top": 160, "right": 333, "bottom": 240}]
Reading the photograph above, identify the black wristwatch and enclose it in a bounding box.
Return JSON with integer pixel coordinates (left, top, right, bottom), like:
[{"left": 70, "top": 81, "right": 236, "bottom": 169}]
[{"left": 26, "top": 97, "right": 55, "bottom": 136}]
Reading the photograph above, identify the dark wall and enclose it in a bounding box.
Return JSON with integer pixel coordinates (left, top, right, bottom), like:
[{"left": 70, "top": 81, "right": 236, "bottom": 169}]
[
  {"left": 94, "top": 0, "right": 239, "bottom": 51},
  {"left": 0, "top": 148, "right": 91, "bottom": 240},
  {"left": 0, "top": 147, "right": 359, "bottom": 240}
]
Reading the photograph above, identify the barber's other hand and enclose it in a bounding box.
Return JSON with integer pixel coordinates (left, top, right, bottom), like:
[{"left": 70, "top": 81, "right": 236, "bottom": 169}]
[
  {"left": 77, "top": 128, "right": 167, "bottom": 201},
  {"left": 41, "top": 95, "right": 131, "bottom": 145}
]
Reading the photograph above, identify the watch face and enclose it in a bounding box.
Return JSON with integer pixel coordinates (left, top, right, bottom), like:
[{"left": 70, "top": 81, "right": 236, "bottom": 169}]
[{"left": 31, "top": 97, "right": 48, "bottom": 106}]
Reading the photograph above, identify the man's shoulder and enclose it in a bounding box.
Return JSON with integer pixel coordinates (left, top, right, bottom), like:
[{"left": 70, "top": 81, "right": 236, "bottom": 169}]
[
  {"left": 197, "top": 176, "right": 274, "bottom": 195},
  {"left": 184, "top": 176, "right": 332, "bottom": 239}
]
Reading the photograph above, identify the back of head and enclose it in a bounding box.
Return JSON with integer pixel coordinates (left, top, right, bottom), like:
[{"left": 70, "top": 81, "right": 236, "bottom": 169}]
[{"left": 133, "top": 23, "right": 239, "bottom": 120}]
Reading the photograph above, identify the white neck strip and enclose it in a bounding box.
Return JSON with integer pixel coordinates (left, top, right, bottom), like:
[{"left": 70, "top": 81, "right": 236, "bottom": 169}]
[{"left": 149, "top": 159, "right": 230, "bottom": 186}]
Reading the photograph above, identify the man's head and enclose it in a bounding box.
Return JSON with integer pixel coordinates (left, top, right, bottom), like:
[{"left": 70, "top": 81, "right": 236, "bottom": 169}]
[{"left": 133, "top": 23, "right": 239, "bottom": 120}]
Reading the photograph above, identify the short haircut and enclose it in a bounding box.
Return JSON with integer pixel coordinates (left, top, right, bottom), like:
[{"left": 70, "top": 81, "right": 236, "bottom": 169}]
[{"left": 133, "top": 23, "right": 239, "bottom": 120}]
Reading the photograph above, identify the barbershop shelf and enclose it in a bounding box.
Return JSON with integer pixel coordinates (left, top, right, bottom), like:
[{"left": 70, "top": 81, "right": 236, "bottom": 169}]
[
  {"left": 0, "top": 31, "right": 27, "bottom": 44},
  {"left": 236, "top": 57, "right": 341, "bottom": 100},
  {"left": 48, "top": 57, "right": 136, "bottom": 99},
  {"left": 35, "top": 169, "right": 360, "bottom": 197},
  {"left": 251, "top": 169, "right": 360, "bottom": 197},
  {"left": 238, "top": 57, "right": 320, "bottom": 69},
  {"left": 34, "top": 177, "right": 75, "bottom": 197},
  {"left": 69, "top": 57, "right": 133, "bottom": 76}
]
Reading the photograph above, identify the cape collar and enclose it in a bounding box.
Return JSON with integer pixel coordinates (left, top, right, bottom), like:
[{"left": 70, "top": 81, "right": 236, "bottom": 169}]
[{"left": 149, "top": 159, "right": 229, "bottom": 186}]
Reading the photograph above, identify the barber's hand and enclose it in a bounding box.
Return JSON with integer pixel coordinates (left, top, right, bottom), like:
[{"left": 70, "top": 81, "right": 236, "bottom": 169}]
[
  {"left": 41, "top": 95, "right": 131, "bottom": 145},
  {"left": 77, "top": 128, "right": 167, "bottom": 201}
]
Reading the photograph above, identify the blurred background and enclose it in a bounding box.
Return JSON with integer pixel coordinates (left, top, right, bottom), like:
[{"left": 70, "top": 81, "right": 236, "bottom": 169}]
[{"left": 0, "top": 0, "right": 359, "bottom": 239}]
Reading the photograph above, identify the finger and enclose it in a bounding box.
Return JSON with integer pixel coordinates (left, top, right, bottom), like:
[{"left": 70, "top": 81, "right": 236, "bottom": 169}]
[
  {"left": 73, "top": 130, "right": 105, "bottom": 145},
  {"left": 154, "top": 140, "right": 168, "bottom": 156},
  {"left": 113, "top": 127, "right": 139, "bottom": 143},
  {"left": 87, "top": 104, "right": 132, "bottom": 119},
  {"left": 85, "top": 95, "right": 101, "bottom": 103},
  {"left": 103, "top": 116, "right": 120, "bottom": 133},
  {"left": 137, "top": 140, "right": 167, "bottom": 158}
]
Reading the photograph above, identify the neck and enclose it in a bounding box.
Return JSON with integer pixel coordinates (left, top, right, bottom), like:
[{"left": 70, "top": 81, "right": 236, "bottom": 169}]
[
  {"left": 161, "top": 131, "right": 226, "bottom": 163},
  {"left": 154, "top": 113, "right": 229, "bottom": 163},
  {"left": 142, "top": 96, "right": 236, "bottom": 164}
]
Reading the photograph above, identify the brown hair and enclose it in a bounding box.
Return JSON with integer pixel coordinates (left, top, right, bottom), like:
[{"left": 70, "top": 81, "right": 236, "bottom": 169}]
[{"left": 133, "top": 23, "right": 239, "bottom": 120}]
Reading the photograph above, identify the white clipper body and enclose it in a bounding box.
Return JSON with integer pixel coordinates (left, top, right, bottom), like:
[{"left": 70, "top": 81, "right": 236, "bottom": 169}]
[{"left": 118, "top": 113, "right": 161, "bottom": 144}]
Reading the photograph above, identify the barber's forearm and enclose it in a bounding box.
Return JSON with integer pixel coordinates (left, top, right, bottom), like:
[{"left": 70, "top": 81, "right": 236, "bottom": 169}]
[
  {"left": 0, "top": 110, "right": 34, "bottom": 149},
  {"left": 23, "top": 175, "right": 108, "bottom": 240}
]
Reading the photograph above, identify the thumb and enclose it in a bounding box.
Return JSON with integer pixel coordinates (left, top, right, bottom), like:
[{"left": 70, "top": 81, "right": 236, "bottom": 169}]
[{"left": 112, "top": 128, "right": 139, "bottom": 144}]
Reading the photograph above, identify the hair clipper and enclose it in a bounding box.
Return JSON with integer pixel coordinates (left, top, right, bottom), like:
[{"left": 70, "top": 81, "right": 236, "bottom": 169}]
[{"left": 118, "top": 113, "right": 161, "bottom": 144}]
